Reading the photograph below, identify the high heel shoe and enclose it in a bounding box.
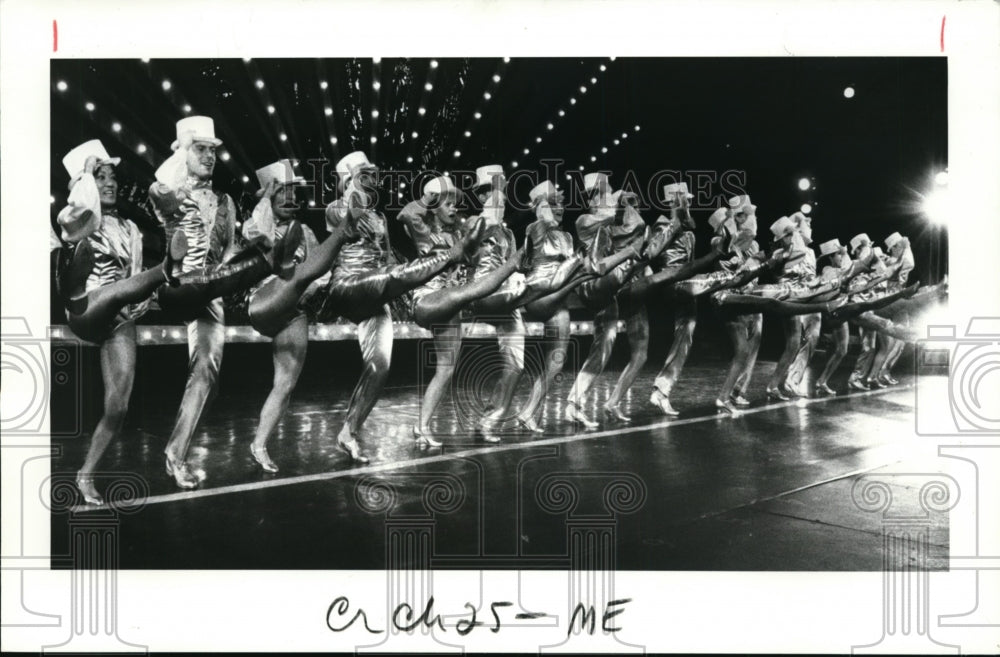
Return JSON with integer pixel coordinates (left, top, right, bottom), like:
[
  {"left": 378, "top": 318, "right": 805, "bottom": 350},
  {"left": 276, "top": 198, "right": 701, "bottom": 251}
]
[
  {"left": 566, "top": 400, "right": 598, "bottom": 429},
  {"left": 250, "top": 443, "right": 279, "bottom": 473},
  {"left": 337, "top": 437, "right": 370, "bottom": 464},
  {"left": 413, "top": 426, "right": 442, "bottom": 448},
  {"left": 163, "top": 230, "right": 188, "bottom": 287},
  {"left": 815, "top": 382, "right": 836, "bottom": 397},
  {"left": 765, "top": 387, "right": 789, "bottom": 402},
  {"left": 517, "top": 415, "right": 544, "bottom": 434},
  {"left": 76, "top": 473, "right": 105, "bottom": 506},
  {"left": 649, "top": 388, "right": 680, "bottom": 416},
  {"left": 730, "top": 394, "right": 751, "bottom": 407},
  {"left": 715, "top": 398, "right": 739, "bottom": 415},
  {"left": 602, "top": 403, "right": 631, "bottom": 423},
  {"left": 165, "top": 451, "right": 200, "bottom": 489}
]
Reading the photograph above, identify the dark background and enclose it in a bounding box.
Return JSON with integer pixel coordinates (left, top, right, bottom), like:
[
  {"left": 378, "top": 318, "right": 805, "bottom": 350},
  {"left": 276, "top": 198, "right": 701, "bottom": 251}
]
[{"left": 49, "top": 56, "right": 947, "bottom": 430}]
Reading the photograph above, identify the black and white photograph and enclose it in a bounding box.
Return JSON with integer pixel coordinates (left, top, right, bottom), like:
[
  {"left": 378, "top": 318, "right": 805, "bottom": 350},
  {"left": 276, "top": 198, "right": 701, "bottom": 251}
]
[{"left": 3, "top": 1, "right": 999, "bottom": 654}]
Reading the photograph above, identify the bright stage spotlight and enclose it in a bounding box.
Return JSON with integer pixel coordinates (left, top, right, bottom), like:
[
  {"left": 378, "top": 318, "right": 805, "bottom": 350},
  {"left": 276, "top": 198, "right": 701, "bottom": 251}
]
[
  {"left": 922, "top": 189, "right": 950, "bottom": 226},
  {"left": 800, "top": 203, "right": 812, "bottom": 214},
  {"left": 798, "top": 177, "right": 811, "bottom": 191},
  {"left": 935, "top": 170, "right": 949, "bottom": 186}
]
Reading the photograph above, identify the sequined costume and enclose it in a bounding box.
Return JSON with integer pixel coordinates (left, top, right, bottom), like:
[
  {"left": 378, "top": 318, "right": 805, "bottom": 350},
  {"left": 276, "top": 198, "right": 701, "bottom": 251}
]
[
  {"left": 242, "top": 198, "right": 322, "bottom": 335},
  {"left": 57, "top": 174, "right": 148, "bottom": 332},
  {"left": 315, "top": 197, "right": 459, "bottom": 444},
  {"left": 148, "top": 175, "right": 243, "bottom": 481},
  {"left": 650, "top": 216, "right": 698, "bottom": 403}
]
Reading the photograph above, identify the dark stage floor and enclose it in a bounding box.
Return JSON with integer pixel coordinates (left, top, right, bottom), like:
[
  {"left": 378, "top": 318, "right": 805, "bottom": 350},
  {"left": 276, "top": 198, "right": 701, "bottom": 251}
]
[{"left": 50, "top": 355, "right": 949, "bottom": 571}]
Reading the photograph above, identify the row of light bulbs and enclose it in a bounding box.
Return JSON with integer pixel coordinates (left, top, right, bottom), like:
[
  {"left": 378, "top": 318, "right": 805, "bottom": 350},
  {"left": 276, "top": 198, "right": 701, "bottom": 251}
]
[{"left": 514, "top": 57, "right": 615, "bottom": 167}]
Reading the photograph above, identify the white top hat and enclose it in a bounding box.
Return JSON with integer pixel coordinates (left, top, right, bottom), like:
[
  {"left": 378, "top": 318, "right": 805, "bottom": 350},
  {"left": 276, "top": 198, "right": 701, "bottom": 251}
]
[
  {"left": 663, "top": 182, "right": 694, "bottom": 199},
  {"left": 849, "top": 233, "right": 871, "bottom": 252},
  {"left": 770, "top": 216, "right": 796, "bottom": 242},
  {"left": 62, "top": 139, "right": 121, "bottom": 179},
  {"left": 423, "top": 175, "right": 458, "bottom": 197},
  {"left": 171, "top": 115, "right": 223, "bottom": 151},
  {"left": 256, "top": 159, "right": 305, "bottom": 190},
  {"left": 472, "top": 164, "right": 505, "bottom": 190},
  {"left": 884, "top": 231, "right": 904, "bottom": 249},
  {"left": 529, "top": 180, "right": 557, "bottom": 204},
  {"left": 708, "top": 207, "right": 730, "bottom": 231},
  {"left": 819, "top": 238, "right": 845, "bottom": 257},
  {"left": 728, "top": 194, "right": 758, "bottom": 215},
  {"left": 583, "top": 172, "right": 609, "bottom": 194},
  {"left": 336, "top": 151, "right": 376, "bottom": 179}
]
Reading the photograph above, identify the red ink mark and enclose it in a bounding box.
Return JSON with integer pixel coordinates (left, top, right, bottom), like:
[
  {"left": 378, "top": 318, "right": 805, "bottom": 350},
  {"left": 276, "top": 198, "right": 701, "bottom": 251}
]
[
  {"left": 53, "top": 19, "right": 58, "bottom": 53},
  {"left": 940, "top": 15, "right": 945, "bottom": 53}
]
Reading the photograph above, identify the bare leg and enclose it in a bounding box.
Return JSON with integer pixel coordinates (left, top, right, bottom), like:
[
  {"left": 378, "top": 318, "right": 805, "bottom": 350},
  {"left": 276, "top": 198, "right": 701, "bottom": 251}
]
[
  {"left": 335, "top": 306, "right": 394, "bottom": 463},
  {"left": 854, "top": 312, "right": 919, "bottom": 342},
  {"left": 480, "top": 312, "right": 527, "bottom": 440},
  {"left": 618, "top": 252, "right": 721, "bottom": 304},
  {"left": 249, "top": 231, "right": 352, "bottom": 337},
  {"left": 249, "top": 314, "right": 308, "bottom": 473},
  {"left": 650, "top": 294, "right": 697, "bottom": 416},
  {"left": 849, "top": 324, "right": 879, "bottom": 389},
  {"left": 416, "top": 318, "right": 463, "bottom": 436},
  {"left": 566, "top": 301, "right": 620, "bottom": 428},
  {"left": 867, "top": 331, "right": 896, "bottom": 387},
  {"left": 829, "top": 282, "right": 921, "bottom": 321},
  {"left": 816, "top": 321, "right": 849, "bottom": 393},
  {"left": 716, "top": 316, "right": 751, "bottom": 412},
  {"left": 76, "top": 321, "right": 137, "bottom": 504},
  {"left": 735, "top": 313, "right": 763, "bottom": 399},
  {"left": 412, "top": 256, "right": 520, "bottom": 328},
  {"left": 517, "top": 309, "right": 571, "bottom": 432},
  {"left": 604, "top": 302, "right": 649, "bottom": 420},
  {"left": 164, "top": 299, "right": 225, "bottom": 488},
  {"left": 712, "top": 291, "right": 844, "bottom": 316}
]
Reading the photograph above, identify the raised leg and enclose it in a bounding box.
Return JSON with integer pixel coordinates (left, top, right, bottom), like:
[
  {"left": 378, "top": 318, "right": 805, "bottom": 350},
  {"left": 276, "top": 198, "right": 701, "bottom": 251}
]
[{"left": 412, "top": 256, "right": 519, "bottom": 328}]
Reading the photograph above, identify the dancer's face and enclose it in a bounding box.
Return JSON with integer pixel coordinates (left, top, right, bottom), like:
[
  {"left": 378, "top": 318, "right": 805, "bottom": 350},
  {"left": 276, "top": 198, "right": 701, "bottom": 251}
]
[
  {"left": 833, "top": 251, "right": 851, "bottom": 269},
  {"left": 546, "top": 193, "right": 565, "bottom": 220},
  {"left": 433, "top": 194, "right": 459, "bottom": 226},
  {"left": 271, "top": 184, "right": 298, "bottom": 220},
  {"left": 354, "top": 168, "right": 377, "bottom": 195},
  {"left": 889, "top": 239, "right": 906, "bottom": 258},
  {"left": 94, "top": 164, "right": 118, "bottom": 208},
  {"left": 186, "top": 142, "right": 216, "bottom": 180},
  {"left": 587, "top": 187, "right": 613, "bottom": 215}
]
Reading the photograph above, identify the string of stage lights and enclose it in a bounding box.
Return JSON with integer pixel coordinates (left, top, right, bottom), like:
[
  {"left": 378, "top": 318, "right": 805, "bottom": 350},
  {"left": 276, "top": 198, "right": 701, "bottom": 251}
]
[{"left": 514, "top": 57, "right": 616, "bottom": 171}]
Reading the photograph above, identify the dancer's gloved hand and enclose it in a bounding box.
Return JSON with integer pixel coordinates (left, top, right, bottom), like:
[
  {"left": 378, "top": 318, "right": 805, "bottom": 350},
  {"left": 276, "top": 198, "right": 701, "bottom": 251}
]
[{"left": 83, "top": 155, "right": 100, "bottom": 175}]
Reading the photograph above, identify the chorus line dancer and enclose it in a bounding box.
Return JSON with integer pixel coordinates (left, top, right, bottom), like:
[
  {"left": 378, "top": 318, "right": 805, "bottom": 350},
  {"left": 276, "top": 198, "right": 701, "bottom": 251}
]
[
  {"left": 243, "top": 159, "right": 361, "bottom": 473},
  {"left": 564, "top": 174, "right": 651, "bottom": 428},
  {"left": 515, "top": 180, "right": 605, "bottom": 433},
  {"left": 650, "top": 190, "right": 746, "bottom": 416},
  {"left": 461, "top": 166, "right": 614, "bottom": 439},
  {"left": 53, "top": 140, "right": 186, "bottom": 505},
  {"left": 397, "top": 174, "right": 526, "bottom": 446},
  {"left": 868, "top": 231, "right": 914, "bottom": 386},
  {"left": 148, "top": 116, "right": 302, "bottom": 489},
  {"left": 315, "top": 153, "right": 487, "bottom": 462}
]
